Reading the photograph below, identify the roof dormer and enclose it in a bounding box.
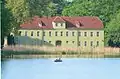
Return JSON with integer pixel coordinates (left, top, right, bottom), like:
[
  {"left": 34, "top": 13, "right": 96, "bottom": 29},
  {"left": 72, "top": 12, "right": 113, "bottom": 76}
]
[
  {"left": 52, "top": 16, "right": 66, "bottom": 29},
  {"left": 38, "top": 21, "right": 43, "bottom": 28},
  {"left": 75, "top": 21, "right": 83, "bottom": 28}
]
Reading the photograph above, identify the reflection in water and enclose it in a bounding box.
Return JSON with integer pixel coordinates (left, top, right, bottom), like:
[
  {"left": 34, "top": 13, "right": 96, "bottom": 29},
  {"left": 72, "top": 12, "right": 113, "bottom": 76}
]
[{"left": 1, "top": 58, "right": 120, "bottom": 79}]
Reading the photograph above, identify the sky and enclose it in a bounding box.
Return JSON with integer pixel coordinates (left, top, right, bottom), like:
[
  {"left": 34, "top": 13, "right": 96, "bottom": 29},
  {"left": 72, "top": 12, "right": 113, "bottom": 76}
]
[{"left": 1, "top": 58, "right": 120, "bottom": 79}]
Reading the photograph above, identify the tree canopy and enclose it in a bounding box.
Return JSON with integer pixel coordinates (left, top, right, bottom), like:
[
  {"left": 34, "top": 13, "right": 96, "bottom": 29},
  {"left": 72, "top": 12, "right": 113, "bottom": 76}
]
[
  {"left": 62, "top": 0, "right": 120, "bottom": 25},
  {"left": 106, "top": 10, "right": 120, "bottom": 47}
]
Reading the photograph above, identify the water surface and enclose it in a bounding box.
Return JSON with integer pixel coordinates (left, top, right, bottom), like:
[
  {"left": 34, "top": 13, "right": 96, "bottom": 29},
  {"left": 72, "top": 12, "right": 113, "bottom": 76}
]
[{"left": 2, "top": 58, "right": 120, "bottom": 79}]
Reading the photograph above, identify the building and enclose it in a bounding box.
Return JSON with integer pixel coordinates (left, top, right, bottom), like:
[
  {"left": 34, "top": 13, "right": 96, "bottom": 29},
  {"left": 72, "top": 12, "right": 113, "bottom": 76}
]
[{"left": 15, "top": 16, "right": 104, "bottom": 48}]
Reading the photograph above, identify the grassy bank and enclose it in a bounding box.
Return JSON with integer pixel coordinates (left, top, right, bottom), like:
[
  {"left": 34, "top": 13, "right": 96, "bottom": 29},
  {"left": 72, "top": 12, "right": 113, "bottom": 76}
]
[{"left": 1, "top": 45, "right": 120, "bottom": 59}]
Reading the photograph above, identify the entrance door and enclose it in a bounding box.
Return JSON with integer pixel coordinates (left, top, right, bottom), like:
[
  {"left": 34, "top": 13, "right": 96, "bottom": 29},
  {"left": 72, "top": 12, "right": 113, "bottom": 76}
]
[{"left": 56, "top": 40, "right": 62, "bottom": 46}]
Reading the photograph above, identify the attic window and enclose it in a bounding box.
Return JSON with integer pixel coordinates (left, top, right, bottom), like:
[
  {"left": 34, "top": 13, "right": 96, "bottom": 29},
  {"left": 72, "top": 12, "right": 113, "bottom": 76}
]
[
  {"left": 38, "top": 21, "right": 44, "bottom": 27},
  {"left": 80, "top": 23, "right": 83, "bottom": 26},
  {"left": 56, "top": 23, "right": 58, "bottom": 26},
  {"left": 76, "top": 21, "right": 83, "bottom": 27}
]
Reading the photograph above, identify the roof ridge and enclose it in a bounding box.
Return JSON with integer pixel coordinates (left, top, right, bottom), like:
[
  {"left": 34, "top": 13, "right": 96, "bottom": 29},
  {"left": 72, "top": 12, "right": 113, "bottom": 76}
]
[{"left": 53, "top": 16, "right": 65, "bottom": 22}]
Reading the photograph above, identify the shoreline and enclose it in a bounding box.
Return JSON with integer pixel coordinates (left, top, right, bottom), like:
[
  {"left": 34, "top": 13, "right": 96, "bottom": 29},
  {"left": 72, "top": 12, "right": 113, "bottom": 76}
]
[
  {"left": 1, "top": 46, "right": 120, "bottom": 59},
  {"left": 2, "top": 52, "right": 120, "bottom": 59}
]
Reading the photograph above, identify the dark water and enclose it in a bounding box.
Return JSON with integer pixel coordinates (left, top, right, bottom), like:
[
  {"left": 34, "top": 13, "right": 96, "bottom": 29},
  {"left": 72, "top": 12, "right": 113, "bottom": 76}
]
[{"left": 1, "top": 58, "right": 120, "bottom": 79}]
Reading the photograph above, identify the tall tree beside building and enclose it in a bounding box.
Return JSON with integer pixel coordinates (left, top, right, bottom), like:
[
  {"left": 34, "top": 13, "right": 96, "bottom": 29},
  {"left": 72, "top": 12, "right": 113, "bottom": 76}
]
[
  {"left": 1, "top": 0, "right": 17, "bottom": 47},
  {"left": 106, "top": 10, "right": 120, "bottom": 47}
]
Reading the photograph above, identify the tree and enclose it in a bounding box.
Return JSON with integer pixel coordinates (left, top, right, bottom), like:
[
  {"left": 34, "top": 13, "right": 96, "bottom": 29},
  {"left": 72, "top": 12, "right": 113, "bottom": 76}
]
[
  {"left": 1, "top": 0, "right": 17, "bottom": 47},
  {"left": 6, "top": 0, "right": 30, "bottom": 24},
  {"left": 52, "top": 0, "right": 72, "bottom": 15},
  {"left": 106, "top": 10, "right": 120, "bottom": 47},
  {"left": 62, "top": 0, "right": 120, "bottom": 25}
]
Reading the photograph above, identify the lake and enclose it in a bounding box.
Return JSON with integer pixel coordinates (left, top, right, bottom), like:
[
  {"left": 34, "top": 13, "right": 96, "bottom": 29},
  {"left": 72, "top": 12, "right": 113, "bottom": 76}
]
[{"left": 1, "top": 58, "right": 120, "bottom": 79}]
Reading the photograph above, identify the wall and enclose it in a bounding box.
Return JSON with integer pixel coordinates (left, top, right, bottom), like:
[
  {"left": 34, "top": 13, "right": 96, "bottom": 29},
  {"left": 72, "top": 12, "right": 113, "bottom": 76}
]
[{"left": 15, "top": 29, "right": 104, "bottom": 48}]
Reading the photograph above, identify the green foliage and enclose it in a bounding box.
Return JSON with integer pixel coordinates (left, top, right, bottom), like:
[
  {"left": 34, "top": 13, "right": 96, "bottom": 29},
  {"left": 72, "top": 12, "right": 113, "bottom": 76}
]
[
  {"left": 51, "top": 0, "right": 72, "bottom": 15},
  {"left": 106, "top": 10, "right": 120, "bottom": 47},
  {"left": 6, "top": 0, "right": 30, "bottom": 24},
  {"left": 62, "top": 0, "right": 120, "bottom": 24},
  {"left": 1, "top": 1, "right": 18, "bottom": 47}
]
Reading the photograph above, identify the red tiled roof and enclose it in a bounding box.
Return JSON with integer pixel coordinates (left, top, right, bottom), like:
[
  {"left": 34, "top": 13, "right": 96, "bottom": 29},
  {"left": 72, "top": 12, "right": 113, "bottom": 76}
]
[
  {"left": 20, "top": 16, "right": 104, "bottom": 29},
  {"left": 53, "top": 16, "right": 65, "bottom": 22}
]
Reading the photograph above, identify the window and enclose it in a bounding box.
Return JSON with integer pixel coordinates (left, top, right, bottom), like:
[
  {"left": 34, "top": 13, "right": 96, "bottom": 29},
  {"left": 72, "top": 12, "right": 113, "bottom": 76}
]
[
  {"left": 55, "top": 31, "right": 58, "bottom": 36},
  {"left": 90, "top": 32, "right": 93, "bottom": 37},
  {"left": 37, "top": 31, "right": 39, "bottom": 36},
  {"left": 66, "top": 31, "right": 68, "bottom": 36},
  {"left": 91, "top": 41, "right": 93, "bottom": 46},
  {"left": 97, "top": 41, "right": 99, "bottom": 46},
  {"left": 49, "top": 31, "right": 51, "bottom": 36},
  {"left": 25, "top": 31, "right": 27, "bottom": 36},
  {"left": 43, "top": 32, "right": 45, "bottom": 36},
  {"left": 97, "top": 32, "right": 99, "bottom": 37},
  {"left": 56, "top": 23, "right": 58, "bottom": 26},
  {"left": 61, "top": 23, "right": 63, "bottom": 26},
  {"left": 61, "top": 31, "right": 63, "bottom": 36},
  {"left": 72, "top": 32, "right": 75, "bottom": 36},
  {"left": 31, "top": 31, "right": 33, "bottom": 36},
  {"left": 72, "top": 41, "right": 75, "bottom": 43},
  {"left": 84, "top": 32, "right": 87, "bottom": 36},
  {"left": 19, "top": 31, "right": 21, "bottom": 36},
  {"left": 84, "top": 41, "right": 87, "bottom": 46},
  {"left": 78, "top": 41, "right": 81, "bottom": 46},
  {"left": 78, "top": 32, "right": 81, "bottom": 36},
  {"left": 66, "top": 41, "right": 68, "bottom": 43}
]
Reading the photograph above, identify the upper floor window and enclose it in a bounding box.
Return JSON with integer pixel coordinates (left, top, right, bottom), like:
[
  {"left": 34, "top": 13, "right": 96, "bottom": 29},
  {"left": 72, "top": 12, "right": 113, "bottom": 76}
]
[
  {"left": 49, "top": 31, "right": 51, "bottom": 36},
  {"left": 37, "top": 31, "right": 39, "bottom": 36},
  {"left": 90, "top": 32, "right": 93, "bottom": 37},
  {"left": 19, "top": 31, "right": 21, "bottom": 36},
  {"left": 31, "top": 31, "right": 33, "bottom": 36},
  {"left": 66, "top": 31, "right": 68, "bottom": 36},
  {"left": 78, "top": 32, "right": 81, "bottom": 36},
  {"left": 97, "top": 32, "right": 99, "bottom": 37},
  {"left": 55, "top": 31, "right": 58, "bottom": 36},
  {"left": 84, "top": 32, "right": 87, "bottom": 36},
  {"left": 61, "top": 31, "right": 63, "bottom": 36},
  {"left": 72, "top": 32, "right": 75, "bottom": 36},
  {"left": 56, "top": 23, "right": 58, "bottom": 26}
]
